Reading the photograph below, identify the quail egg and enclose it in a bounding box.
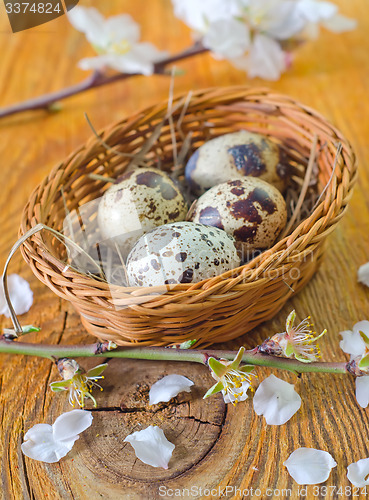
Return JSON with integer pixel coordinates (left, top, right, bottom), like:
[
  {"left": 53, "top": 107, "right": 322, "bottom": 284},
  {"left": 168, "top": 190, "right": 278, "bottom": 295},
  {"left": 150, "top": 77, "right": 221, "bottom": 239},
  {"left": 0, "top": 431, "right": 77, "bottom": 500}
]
[
  {"left": 98, "top": 168, "right": 188, "bottom": 255},
  {"left": 185, "top": 130, "right": 289, "bottom": 195},
  {"left": 126, "top": 221, "right": 241, "bottom": 287},
  {"left": 188, "top": 177, "right": 287, "bottom": 252}
]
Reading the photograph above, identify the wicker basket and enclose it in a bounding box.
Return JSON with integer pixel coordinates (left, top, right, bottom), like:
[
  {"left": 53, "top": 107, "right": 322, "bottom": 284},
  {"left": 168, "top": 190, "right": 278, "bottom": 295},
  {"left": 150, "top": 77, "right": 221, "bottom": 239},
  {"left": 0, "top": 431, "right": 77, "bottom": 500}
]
[{"left": 20, "top": 86, "right": 357, "bottom": 346}]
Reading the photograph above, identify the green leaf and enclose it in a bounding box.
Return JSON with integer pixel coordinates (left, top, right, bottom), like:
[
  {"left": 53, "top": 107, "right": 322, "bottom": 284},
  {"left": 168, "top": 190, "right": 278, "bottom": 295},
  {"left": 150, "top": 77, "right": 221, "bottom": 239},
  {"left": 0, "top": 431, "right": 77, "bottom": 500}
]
[
  {"left": 294, "top": 354, "right": 313, "bottom": 363},
  {"left": 86, "top": 363, "right": 108, "bottom": 378},
  {"left": 230, "top": 347, "right": 245, "bottom": 369},
  {"left": 22, "top": 325, "right": 41, "bottom": 333},
  {"left": 208, "top": 357, "right": 228, "bottom": 378},
  {"left": 358, "top": 355, "right": 369, "bottom": 369},
  {"left": 179, "top": 339, "right": 197, "bottom": 349},
  {"left": 203, "top": 381, "right": 224, "bottom": 399},
  {"left": 50, "top": 381, "right": 70, "bottom": 392},
  {"left": 286, "top": 310, "right": 296, "bottom": 332},
  {"left": 239, "top": 365, "right": 254, "bottom": 374},
  {"left": 284, "top": 343, "right": 295, "bottom": 358},
  {"left": 359, "top": 330, "right": 369, "bottom": 346}
]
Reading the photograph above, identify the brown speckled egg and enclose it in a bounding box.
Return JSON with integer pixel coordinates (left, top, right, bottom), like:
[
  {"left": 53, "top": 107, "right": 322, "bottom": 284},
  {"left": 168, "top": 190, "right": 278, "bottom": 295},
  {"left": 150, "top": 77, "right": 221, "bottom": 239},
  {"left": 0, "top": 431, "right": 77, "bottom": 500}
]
[
  {"left": 188, "top": 178, "right": 287, "bottom": 252},
  {"left": 126, "top": 222, "right": 241, "bottom": 287},
  {"left": 185, "top": 130, "right": 289, "bottom": 195},
  {"left": 98, "top": 168, "right": 188, "bottom": 255}
]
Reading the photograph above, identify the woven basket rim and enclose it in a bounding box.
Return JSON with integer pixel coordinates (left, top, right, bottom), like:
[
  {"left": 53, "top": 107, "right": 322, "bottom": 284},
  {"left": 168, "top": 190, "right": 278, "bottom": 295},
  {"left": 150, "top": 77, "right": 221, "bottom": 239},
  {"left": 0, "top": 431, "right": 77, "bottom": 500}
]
[{"left": 20, "top": 85, "right": 358, "bottom": 298}]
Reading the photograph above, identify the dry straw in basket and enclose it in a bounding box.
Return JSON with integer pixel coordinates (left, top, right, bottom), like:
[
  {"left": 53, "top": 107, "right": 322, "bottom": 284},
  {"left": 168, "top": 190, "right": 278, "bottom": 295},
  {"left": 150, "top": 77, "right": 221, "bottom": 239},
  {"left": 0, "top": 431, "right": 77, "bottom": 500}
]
[{"left": 19, "top": 86, "right": 357, "bottom": 347}]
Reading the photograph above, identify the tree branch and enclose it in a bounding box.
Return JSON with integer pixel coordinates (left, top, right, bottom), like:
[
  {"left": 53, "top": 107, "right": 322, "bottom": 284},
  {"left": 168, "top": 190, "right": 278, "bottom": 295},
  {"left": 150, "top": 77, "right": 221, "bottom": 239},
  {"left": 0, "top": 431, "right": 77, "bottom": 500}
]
[
  {"left": 0, "top": 43, "right": 209, "bottom": 119},
  {"left": 0, "top": 338, "right": 349, "bottom": 374}
]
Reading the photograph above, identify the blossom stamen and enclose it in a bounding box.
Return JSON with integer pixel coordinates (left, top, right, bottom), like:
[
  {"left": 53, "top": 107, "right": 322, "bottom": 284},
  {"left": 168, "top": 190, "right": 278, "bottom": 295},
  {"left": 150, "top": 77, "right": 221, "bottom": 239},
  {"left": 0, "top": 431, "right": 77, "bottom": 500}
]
[
  {"left": 259, "top": 310, "right": 327, "bottom": 363},
  {"left": 50, "top": 359, "right": 108, "bottom": 408}
]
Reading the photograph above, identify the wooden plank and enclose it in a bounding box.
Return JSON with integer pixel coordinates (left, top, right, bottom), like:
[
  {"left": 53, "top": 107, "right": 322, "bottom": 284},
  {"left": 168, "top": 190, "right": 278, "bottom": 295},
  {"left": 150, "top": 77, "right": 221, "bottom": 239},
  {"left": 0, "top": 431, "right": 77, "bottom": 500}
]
[{"left": 0, "top": 0, "right": 369, "bottom": 498}]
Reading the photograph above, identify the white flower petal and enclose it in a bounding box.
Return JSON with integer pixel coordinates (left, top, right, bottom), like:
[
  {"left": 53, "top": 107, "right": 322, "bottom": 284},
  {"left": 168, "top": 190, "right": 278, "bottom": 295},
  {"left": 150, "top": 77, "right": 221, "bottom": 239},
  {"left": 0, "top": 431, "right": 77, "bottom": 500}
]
[
  {"left": 203, "top": 19, "right": 250, "bottom": 59},
  {"left": 355, "top": 377, "right": 369, "bottom": 409},
  {"left": 23, "top": 423, "right": 53, "bottom": 442},
  {"left": 21, "top": 423, "right": 78, "bottom": 463},
  {"left": 339, "top": 328, "right": 366, "bottom": 358},
  {"left": 53, "top": 410, "right": 93, "bottom": 442},
  {"left": 124, "top": 426, "right": 175, "bottom": 469},
  {"left": 354, "top": 320, "right": 369, "bottom": 338},
  {"left": 123, "top": 43, "right": 169, "bottom": 74},
  {"left": 78, "top": 55, "right": 112, "bottom": 72},
  {"left": 254, "top": 0, "right": 305, "bottom": 40},
  {"left": 171, "top": 0, "right": 239, "bottom": 32},
  {"left": 104, "top": 14, "right": 140, "bottom": 44},
  {"left": 22, "top": 437, "right": 77, "bottom": 463},
  {"left": 223, "top": 380, "right": 250, "bottom": 404},
  {"left": 297, "top": 0, "right": 337, "bottom": 23},
  {"left": 284, "top": 448, "right": 337, "bottom": 485},
  {"left": 322, "top": 14, "right": 357, "bottom": 33},
  {"left": 0, "top": 274, "right": 33, "bottom": 318},
  {"left": 149, "top": 374, "right": 194, "bottom": 405},
  {"left": 242, "top": 34, "right": 287, "bottom": 81},
  {"left": 67, "top": 6, "right": 108, "bottom": 48},
  {"left": 358, "top": 262, "right": 369, "bottom": 288},
  {"left": 253, "top": 374, "right": 301, "bottom": 425},
  {"left": 347, "top": 458, "right": 369, "bottom": 487}
]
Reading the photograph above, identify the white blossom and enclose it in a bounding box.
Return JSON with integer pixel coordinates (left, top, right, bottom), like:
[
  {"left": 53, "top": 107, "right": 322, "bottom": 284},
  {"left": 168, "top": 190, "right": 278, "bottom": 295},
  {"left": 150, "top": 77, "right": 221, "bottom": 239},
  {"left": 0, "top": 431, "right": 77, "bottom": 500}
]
[
  {"left": 358, "top": 262, "right": 369, "bottom": 288},
  {"left": 0, "top": 274, "right": 33, "bottom": 318},
  {"left": 203, "top": 347, "right": 255, "bottom": 405},
  {"left": 203, "top": 19, "right": 250, "bottom": 60},
  {"left": 355, "top": 376, "right": 369, "bottom": 409},
  {"left": 284, "top": 448, "right": 337, "bottom": 484},
  {"left": 339, "top": 321, "right": 369, "bottom": 359},
  {"left": 68, "top": 7, "right": 168, "bottom": 75},
  {"left": 172, "top": 0, "right": 356, "bottom": 80},
  {"left": 297, "top": 0, "right": 357, "bottom": 36},
  {"left": 347, "top": 458, "right": 369, "bottom": 487},
  {"left": 253, "top": 374, "right": 301, "bottom": 425},
  {"left": 232, "top": 34, "right": 288, "bottom": 81},
  {"left": 50, "top": 360, "right": 108, "bottom": 408},
  {"left": 21, "top": 410, "right": 93, "bottom": 463},
  {"left": 149, "top": 374, "right": 194, "bottom": 405},
  {"left": 124, "top": 426, "right": 175, "bottom": 469}
]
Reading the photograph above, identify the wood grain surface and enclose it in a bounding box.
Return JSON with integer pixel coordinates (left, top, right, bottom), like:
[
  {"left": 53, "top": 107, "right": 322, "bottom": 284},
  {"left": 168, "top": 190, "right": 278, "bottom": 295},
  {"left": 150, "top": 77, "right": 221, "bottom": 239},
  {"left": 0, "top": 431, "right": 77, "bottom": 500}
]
[{"left": 0, "top": 0, "right": 368, "bottom": 499}]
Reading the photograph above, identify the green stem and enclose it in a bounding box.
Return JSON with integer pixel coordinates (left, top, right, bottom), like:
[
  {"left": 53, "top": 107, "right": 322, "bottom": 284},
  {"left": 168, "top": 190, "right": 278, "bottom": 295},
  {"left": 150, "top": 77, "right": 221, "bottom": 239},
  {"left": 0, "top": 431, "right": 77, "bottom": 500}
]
[{"left": 0, "top": 340, "right": 348, "bottom": 374}]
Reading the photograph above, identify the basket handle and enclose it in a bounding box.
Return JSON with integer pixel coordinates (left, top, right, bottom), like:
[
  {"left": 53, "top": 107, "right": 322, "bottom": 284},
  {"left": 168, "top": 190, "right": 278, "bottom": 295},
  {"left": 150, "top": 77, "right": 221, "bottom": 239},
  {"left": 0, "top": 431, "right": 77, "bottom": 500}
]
[
  {"left": 2, "top": 223, "right": 105, "bottom": 336},
  {"left": 2, "top": 224, "right": 44, "bottom": 334}
]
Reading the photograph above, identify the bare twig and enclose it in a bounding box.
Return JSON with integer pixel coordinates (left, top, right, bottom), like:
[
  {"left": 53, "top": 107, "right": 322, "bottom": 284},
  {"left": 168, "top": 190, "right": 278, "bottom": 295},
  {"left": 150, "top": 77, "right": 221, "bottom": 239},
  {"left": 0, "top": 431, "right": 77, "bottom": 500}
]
[{"left": 0, "top": 43, "right": 208, "bottom": 119}]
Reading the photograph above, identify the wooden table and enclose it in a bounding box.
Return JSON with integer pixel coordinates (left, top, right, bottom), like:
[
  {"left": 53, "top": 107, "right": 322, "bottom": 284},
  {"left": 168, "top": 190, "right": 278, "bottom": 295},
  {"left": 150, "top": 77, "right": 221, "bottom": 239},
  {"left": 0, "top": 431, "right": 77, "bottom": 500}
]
[{"left": 0, "top": 1, "right": 368, "bottom": 498}]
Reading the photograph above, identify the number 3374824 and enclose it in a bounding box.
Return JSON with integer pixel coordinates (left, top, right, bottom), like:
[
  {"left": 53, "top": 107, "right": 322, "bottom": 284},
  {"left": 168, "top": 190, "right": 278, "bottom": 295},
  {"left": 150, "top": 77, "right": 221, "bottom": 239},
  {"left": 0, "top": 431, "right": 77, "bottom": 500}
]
[{"left": 5, "top": 3, "right": 61, "bottom": 14}]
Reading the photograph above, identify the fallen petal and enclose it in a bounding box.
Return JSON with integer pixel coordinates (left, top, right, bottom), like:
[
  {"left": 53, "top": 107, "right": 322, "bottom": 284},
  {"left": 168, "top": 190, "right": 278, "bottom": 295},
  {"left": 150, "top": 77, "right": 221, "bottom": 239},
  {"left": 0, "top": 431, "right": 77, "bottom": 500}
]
[
  {"left": 347, "top": 457, "right": 369, "bottom": 487},
  {"left": 53, "top": 410, "right": 93, "bottom": 442},
  {"left": 253, "top": 374, "right": 301, "bottom": 425},
  {"left": 355, "top": 376, "right": 369, "bottom": 408},
  {"left": 0, "top": 274, "right": 33, "bottom": 318},
  {"left": 149, "top": 374, "right": 194, "bottom": 405},
  {"left": 340, "top": 328, "right": 366, "bottom": 358},
  {"left": 124, "top": 426, "right": 175, "bottom": 469},
  {"left": 21, "top": 423, "right": 78, "bottom": 463},
  {"left": 284, "top": 448, "right": 337, "bottom": 484},
  {"left": 358, "top": 262, "right": 369, "bottom": 288}
]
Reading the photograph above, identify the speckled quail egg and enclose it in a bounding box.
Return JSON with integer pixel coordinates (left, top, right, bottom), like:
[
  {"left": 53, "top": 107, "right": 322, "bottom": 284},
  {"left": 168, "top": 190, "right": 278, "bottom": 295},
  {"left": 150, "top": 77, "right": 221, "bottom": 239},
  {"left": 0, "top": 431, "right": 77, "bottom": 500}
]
[
  {"left": 188, "top": 177, "right": 287, "bottom": 252},
  {"left": 185, "top": 130, "right": 289, "bottom": 195},
  {"left": 126, "top": 222, "right": 241, "bottom": 287},
  {"left": 98, "top": 168, "right": 188, "bottom": 255}
]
